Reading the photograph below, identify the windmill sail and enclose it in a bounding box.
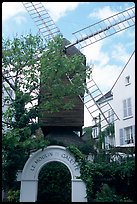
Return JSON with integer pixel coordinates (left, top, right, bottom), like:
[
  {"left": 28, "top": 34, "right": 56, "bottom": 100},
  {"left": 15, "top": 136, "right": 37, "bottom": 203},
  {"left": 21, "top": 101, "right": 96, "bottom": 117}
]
[
  {"left": 22, "top": 2, "right": 61, "bottom": 43},
  {"left": 67, "top": 6, "right": 135, "bottom": 49}
]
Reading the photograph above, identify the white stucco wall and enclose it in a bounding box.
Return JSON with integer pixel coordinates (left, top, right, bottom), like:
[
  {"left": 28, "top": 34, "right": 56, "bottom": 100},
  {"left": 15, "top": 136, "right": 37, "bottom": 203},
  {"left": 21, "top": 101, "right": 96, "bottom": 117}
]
[{"left": 112, "top": 52, "right": 135, "bottom": 146}]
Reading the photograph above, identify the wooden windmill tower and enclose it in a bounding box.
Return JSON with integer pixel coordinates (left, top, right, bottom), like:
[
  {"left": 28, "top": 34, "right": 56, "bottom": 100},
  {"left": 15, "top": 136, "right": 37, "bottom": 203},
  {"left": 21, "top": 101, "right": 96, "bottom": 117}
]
[{"left": 22, "top": 2, "right": 135, "bottom": 137}]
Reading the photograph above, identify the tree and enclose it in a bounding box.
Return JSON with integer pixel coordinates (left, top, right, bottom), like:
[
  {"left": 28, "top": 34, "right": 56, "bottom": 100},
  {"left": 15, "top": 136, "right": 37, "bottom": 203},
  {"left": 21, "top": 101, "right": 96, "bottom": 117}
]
[
  {"left": 2, "top": 33, "right": 91, "bottom": 195},
  {"left": 39, "top": 35, "right": 89, "bottom": 113}
]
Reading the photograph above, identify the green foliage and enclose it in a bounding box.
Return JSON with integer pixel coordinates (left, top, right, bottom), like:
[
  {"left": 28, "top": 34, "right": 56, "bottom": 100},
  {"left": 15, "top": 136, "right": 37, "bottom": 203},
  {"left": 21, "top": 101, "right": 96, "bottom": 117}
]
[
  {"left": 7, "top": 190, "right": 20, "bottom": 202},
  {"left": 94, "top": 183, "right": 117, "bottom": 202},
  {"left": 40, "top": 35, "right": 88, "bottom": 113},
  {"left": 2, "top": 33, "right": 44, "bottom": 94},
  {"left": 67, "top": 145, "right": 93, "bottom": 201},
  {"left": 2, "top": 33, "right": 49, "bottom": 191},
  {"left": 68, "top": 145, "right": 135, "bottom": 202},
  {"left": 94, "top": 183, "right": 133, "bottom": 202},
  {"left": 67, "top": 145, "right": 85, "bottom": 164},
  {"left": 37, "top": 162, "right": 71, "bottom": 202},
  {"left": 2, "top": 127, "right": 49, "bottom": 189}
]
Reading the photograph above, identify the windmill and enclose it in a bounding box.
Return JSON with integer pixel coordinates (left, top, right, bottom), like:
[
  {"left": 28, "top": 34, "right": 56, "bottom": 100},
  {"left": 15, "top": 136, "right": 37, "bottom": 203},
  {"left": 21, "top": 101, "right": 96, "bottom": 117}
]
[{"left": 22, "top": 2, "right": 135, "bottom": 137}]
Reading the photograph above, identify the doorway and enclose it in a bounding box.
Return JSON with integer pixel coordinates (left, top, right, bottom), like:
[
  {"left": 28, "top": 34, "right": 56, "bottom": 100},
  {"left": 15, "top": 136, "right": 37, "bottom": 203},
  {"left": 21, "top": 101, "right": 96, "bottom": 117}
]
[{"left": 37, "top": 161, "right": 71, "bottom": 202}]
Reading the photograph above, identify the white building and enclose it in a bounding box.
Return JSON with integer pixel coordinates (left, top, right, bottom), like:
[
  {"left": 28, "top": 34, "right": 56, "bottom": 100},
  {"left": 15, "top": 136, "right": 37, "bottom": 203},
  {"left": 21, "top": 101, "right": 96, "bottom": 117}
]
[
  {"left": 111, "top": 52, "right": 135, "bottom": 147},
  {"left": 92, "top": 51, "right": 135, "bottom": 149}
]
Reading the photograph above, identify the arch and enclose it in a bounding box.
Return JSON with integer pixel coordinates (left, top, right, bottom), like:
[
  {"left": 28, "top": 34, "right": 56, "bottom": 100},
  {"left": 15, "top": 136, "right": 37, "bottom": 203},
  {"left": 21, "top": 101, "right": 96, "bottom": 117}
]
[
  {"left": 37, "top": 161, "right": 71, "bottom": 202},
  {"left": 19, "top": 145, "right": 87, "bottom": 202}
]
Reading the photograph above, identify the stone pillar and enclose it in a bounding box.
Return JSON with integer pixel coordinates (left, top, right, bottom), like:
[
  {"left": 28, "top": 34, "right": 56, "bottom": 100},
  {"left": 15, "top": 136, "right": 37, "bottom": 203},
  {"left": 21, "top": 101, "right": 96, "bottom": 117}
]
[
  {"left": 20, "top": 180, "right": 38, "bottom": 202},
  {"left": 71, "top": 179, "right": 87, "bottom": 202}
]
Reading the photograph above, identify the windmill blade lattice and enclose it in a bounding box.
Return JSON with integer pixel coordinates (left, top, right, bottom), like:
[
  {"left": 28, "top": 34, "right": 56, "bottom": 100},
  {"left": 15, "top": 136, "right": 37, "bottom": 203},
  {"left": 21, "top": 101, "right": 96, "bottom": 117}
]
[
  {"left": 23, "top": 2, "right": 61, "bottom": 43},
  {"left": 81, "top": 77, "right": 119, "bottom": 129},
  {"left": 67, "top": 6, "right": 135, "bottom": 49}
]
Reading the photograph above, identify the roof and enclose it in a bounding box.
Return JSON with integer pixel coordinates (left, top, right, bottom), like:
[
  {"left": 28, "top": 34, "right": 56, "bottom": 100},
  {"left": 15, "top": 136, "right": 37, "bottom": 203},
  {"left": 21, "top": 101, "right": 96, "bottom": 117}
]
[
  {"left": 45, "top": 129, "right": 86, "bottom": 148},
  {"left": 63, "top": 38, "right": 85, "bottom": 58},
  {"left": 111, "top": 51, "right": 135, "bottom": 91},
  {"left": 96, "top": 90, "right": 113, "bottom": 103}
]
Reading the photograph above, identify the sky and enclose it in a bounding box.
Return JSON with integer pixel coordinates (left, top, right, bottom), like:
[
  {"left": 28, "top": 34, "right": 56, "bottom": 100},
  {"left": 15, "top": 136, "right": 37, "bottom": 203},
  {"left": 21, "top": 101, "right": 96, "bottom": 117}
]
[{"left": 2, "top": 2, "right": 135, "bottom": 127}]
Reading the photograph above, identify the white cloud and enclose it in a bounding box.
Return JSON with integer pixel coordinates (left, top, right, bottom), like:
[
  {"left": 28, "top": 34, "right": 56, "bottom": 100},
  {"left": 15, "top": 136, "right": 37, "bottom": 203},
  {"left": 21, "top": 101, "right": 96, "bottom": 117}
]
[
  {"left": 92, "top": 64, "right": 122, "bottom": 92},
  {"left": 43, "top": 2, "right": 89, "bottom": 22},
  {"left": 88, "top": 6, "right": 117, "bottom": 20},
  {"left": 14, "top": 16, "right": 27, "bottom": 25},
  {"left": 2, "top": 2, "right": 25, "bottom": 22},
  {"left": 111, "top": 43, "right": 131, "bottom": 64},
  {"left": 2, "top": 2, "right": 89, "bottom": 24},
  {"left": 81, "top": 40, "right": 104, "bottom": 64}
]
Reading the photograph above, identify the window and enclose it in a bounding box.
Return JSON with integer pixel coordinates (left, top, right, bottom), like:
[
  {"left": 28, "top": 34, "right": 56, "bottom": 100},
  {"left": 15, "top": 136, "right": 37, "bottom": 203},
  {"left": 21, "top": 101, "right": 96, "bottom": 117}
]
[
  {"left": 124, "top": 126, "right": 134, "bottom": 144},
  {"left": 123, "top": 98, "right": 132, "bottom": 118},
  {"left": 125, "top": 75, "right": 130, "bottom": 85},
  {"left": 119, "top": 126, "right": 135, "bottom": 145},
  {"left": 92, "top": 127, "right": 99, "bottom": 139}
]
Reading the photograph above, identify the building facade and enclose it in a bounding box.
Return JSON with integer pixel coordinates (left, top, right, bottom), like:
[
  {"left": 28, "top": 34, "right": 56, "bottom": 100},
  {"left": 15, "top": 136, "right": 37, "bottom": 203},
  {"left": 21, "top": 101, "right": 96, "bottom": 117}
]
[
  {"left": 111, "top": 52, "right": 135, "bottom": 147},
  {"left": 92, "top": 52, "right": 135, "bottom": 149}
]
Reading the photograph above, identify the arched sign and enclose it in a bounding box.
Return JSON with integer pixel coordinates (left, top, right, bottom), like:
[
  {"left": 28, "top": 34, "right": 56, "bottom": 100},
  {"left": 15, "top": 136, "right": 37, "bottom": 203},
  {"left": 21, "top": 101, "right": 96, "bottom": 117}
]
[{"left": 20, "top": 145, "right": 87, "bottom": 202}]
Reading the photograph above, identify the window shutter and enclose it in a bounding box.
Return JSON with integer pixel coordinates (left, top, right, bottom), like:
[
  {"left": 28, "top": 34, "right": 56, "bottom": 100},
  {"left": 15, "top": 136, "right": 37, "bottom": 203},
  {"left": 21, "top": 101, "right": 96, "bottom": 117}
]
[
  {"left": 127, "top": 98, "right": 132, "bottom": 116},
  {"left": 119, "top": 128, "right": 124, "bottom": 145},
  {"left": 123, "top": 100, "right": 127, "bottom": 117}
]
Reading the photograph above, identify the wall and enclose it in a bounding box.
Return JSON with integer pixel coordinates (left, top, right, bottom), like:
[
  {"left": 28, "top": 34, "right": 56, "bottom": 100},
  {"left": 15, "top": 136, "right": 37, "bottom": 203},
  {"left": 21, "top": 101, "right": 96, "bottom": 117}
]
[{"left": 112, "top": 52, "right": 135, "bottom": 147}]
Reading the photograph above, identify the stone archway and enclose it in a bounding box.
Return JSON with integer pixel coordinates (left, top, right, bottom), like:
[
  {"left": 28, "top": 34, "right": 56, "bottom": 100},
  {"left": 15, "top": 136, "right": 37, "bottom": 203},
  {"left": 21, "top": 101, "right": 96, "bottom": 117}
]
[{"left": 19, "top": 145, "right": 87, "bottom": 202}]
